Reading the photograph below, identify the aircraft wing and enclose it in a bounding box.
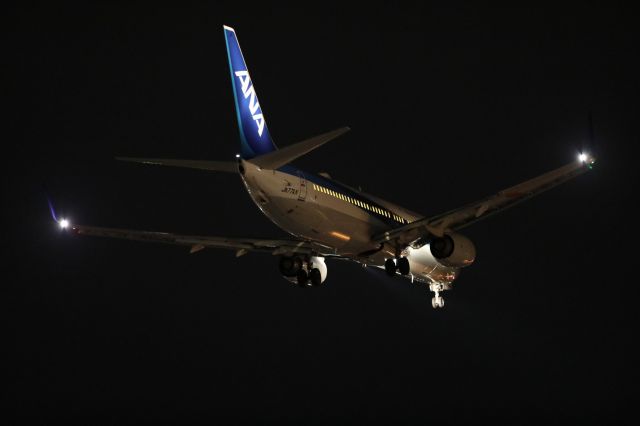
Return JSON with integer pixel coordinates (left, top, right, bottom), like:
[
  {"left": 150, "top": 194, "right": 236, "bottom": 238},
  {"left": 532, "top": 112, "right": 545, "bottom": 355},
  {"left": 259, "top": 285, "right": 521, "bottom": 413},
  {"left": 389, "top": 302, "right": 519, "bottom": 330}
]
[
  {"left": 67, "top": 224, "right": 337, "bottom": 257},
  {"left": 374, "top": 156, "right": 596, "bottom": 248}
]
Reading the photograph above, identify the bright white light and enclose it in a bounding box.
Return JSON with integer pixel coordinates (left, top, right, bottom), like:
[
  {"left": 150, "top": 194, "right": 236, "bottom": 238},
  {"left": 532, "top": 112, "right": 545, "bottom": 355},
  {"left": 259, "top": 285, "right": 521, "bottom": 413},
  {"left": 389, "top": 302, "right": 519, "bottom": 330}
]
[
  {"left": 59, "top": 219, "right": 69, "bottom": 229},
  {"left": 579, "top": 153, "right": 588, "bottom": 163},
  {"left": 235, "top": 154, "right": 240, "bottom": 158}
]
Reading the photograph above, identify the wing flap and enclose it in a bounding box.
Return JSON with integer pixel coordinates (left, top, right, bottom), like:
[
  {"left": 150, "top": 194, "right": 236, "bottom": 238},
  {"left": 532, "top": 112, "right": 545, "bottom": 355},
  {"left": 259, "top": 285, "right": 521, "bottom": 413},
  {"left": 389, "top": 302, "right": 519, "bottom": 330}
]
[{"left": 69, "top": 224, "right": 334, "bottom": 256}]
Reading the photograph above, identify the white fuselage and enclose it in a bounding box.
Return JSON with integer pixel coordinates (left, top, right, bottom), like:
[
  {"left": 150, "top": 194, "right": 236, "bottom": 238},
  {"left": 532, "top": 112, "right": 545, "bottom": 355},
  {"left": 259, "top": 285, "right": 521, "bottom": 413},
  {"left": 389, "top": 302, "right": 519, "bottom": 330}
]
[{"left": 239, "top": 160, "right": 459, "bottom": 285}]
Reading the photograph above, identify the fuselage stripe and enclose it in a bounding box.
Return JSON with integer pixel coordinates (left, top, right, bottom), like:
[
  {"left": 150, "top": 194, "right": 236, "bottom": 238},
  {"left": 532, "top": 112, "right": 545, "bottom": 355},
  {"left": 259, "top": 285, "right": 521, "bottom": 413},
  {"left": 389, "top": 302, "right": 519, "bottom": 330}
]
[{"left": 312, "top": 182, "right": 406, "bottom": 224}]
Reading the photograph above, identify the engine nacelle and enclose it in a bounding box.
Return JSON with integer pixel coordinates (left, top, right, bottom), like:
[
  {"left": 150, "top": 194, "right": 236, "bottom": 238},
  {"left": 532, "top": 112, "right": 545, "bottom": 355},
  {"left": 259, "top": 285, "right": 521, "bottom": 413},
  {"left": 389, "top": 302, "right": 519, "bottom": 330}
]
[
  {"left": 429, "top": 233, "right": 476, "bottom": 268},
  {"left": 310, "top": 256, "right": 327, "bottom": 283}
]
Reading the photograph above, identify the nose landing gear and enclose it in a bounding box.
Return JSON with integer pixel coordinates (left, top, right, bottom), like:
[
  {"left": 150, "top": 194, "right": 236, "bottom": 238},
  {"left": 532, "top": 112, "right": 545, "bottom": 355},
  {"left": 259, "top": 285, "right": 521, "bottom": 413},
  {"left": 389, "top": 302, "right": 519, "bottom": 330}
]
[
  {"left": 432, "top": 295, "right": 445, "bottom": 309},
  {"left": 430, "top": 283, "right": 446, "bottom": 309}
]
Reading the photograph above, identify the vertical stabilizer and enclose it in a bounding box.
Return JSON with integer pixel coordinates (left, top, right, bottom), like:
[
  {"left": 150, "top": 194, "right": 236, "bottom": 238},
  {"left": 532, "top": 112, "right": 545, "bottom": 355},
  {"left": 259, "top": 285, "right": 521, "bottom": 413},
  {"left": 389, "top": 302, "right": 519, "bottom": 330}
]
[{"left": 223, "top": 25, "right": 277, "bottom": 159}]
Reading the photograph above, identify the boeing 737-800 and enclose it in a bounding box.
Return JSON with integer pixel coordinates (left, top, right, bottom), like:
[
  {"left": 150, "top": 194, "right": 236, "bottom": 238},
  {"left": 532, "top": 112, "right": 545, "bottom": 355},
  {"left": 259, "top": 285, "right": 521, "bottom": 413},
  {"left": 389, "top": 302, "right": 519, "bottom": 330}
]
[{"left": 53, "top": 25, "right": 596, "bottom": 308}]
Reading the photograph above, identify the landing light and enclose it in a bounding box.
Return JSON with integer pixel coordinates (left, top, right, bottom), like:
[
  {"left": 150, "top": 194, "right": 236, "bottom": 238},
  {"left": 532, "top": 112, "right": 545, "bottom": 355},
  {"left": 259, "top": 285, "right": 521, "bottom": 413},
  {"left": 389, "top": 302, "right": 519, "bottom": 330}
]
[
  {"left": 59, "top": 219, "right": 69, "bottom": 229},
  {"left": 579, "top": 153, "right": 588, "bottom": 163},
  {"left": 329, "top": 231, "right": 351, "bottom": 241}
]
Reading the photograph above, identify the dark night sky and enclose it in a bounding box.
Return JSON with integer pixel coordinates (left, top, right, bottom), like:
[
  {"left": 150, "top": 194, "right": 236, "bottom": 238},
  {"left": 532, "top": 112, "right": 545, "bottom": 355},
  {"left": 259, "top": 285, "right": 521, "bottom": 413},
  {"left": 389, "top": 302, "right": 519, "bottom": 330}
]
[{"left": 5, "top": 2, "right": 638, "bottom": 424}]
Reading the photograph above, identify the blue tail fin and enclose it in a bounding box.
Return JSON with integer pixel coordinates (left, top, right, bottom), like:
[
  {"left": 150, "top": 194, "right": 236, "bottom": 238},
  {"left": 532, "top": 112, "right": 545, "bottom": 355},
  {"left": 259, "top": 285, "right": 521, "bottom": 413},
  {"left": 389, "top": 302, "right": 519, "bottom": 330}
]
[{"left": 223, "top": 25, "right": 277, "bottom": 159}]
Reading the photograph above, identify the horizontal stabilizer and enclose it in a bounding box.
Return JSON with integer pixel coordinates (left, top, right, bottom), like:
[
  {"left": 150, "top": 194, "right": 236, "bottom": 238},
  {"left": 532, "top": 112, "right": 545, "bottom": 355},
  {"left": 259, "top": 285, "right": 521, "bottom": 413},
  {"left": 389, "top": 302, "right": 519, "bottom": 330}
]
[
  {"left": 250, "top": 127, "right": 350, "bottom": 170},
  {"left": 116, "top": 157, "right": 238, "bottom": 173}
]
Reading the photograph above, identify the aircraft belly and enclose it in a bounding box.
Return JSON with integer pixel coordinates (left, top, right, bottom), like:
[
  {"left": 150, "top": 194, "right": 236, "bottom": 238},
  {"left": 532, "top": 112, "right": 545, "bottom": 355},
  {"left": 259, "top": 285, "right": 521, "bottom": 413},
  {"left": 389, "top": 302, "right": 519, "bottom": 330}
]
[
  {"left": 242, "top": 165, "right": 386, "bottom": 255},
  {"left": 268, "top": 197, "right": 378, "bottom": 253}
]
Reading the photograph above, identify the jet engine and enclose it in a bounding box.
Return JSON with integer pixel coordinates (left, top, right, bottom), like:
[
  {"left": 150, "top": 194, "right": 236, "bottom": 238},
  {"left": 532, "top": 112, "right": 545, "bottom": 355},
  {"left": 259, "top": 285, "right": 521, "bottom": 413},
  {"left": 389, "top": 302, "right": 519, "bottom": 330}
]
[{"left": 429, "top": 233, "right": 476, "bottom": 268}]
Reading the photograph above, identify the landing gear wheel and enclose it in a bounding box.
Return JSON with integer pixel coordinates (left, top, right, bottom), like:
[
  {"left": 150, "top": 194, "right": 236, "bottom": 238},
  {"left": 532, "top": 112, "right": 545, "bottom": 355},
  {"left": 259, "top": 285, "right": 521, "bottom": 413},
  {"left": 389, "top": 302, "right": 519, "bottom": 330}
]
[
  {"left": 309, "top": 268, "right": 322, "bottom": 286},
  {"left": 431, "top": 296, "right": 445, "bottom": 309},
  {"left": 279, "top": 256, "right": 302, "bottom": 277},
  {"left": 296, "top": 269, "right": 309, "bottom": 287},
  {"left": 384, "top": 258, "right": 397, "bottom": 276},
  {"left": 397, "top": 257, "right": 410, "bottom": 275}
]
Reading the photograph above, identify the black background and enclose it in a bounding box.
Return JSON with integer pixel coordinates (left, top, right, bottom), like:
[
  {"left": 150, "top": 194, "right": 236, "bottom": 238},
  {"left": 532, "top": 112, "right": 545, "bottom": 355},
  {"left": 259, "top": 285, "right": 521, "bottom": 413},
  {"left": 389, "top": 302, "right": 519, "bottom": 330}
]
[{"left": 5, "top": 2, "right": 638, "bottom": 424}]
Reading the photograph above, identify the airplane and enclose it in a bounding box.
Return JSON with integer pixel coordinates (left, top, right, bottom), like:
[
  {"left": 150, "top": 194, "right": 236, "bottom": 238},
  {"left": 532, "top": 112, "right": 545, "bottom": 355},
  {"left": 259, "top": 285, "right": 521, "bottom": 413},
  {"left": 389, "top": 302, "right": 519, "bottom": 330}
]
[{"left": 52, "top": 25, "right": 596, "bottom": 308}]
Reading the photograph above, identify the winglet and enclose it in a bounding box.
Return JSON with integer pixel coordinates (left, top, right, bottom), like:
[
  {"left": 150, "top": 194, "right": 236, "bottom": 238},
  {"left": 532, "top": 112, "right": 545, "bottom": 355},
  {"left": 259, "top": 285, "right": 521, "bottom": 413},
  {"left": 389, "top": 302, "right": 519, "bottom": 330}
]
[
  {"left": 45, "top": 191, "right": 58, "bottom": 223},
  {"left": 44, "top": 187, "right": 70, "bottom": 229}
]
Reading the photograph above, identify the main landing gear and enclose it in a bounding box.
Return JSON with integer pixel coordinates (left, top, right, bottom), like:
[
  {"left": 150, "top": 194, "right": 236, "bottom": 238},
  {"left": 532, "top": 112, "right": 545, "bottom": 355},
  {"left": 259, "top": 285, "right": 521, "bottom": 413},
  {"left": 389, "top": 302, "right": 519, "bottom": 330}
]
[
  {"left": 295, "top": 267, "right": 322, "bottom": 287},
  {"left": 384, "top": 257, "right": 410, "bottom": 276},
  {"left": 279, "top": 255, "right": 322, "bottom": 287}
]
